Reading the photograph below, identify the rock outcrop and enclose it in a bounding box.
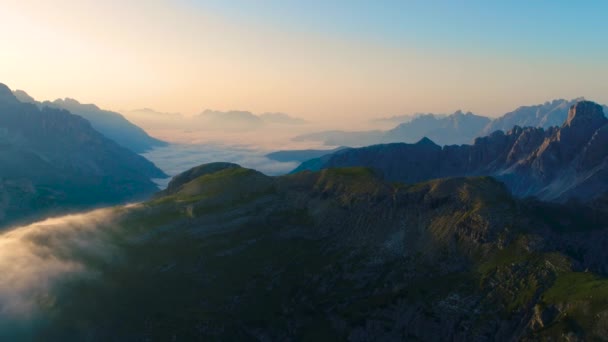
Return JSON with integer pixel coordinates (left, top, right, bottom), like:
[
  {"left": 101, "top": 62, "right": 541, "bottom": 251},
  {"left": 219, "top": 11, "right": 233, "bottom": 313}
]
[{"left": 294, "top": 101, "right": 608, "bottom": 202}]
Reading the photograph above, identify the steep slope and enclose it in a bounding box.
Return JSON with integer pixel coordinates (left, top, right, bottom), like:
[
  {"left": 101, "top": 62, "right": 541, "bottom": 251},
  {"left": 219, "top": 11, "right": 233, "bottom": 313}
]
[
  {"left": 0, "top": 83, "right": 167, "bottom": 227},
  {"left": 4, "top": 163, "right": 608, "bottom": 340},
  {"left": 45, "top": 98, "right": 167, "bottom": 153},
  {"left": 294, "top": 101, "right": 608, "bottom": 202},
  {"left": 13, "top": 89, "right": 167, "bottom": 152}
]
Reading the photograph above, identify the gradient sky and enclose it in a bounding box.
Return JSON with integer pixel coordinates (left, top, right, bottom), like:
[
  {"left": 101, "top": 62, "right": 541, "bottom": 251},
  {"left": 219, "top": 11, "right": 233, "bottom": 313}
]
[{"left": 0, "top": 0, "right": 607, "bottom": 123}]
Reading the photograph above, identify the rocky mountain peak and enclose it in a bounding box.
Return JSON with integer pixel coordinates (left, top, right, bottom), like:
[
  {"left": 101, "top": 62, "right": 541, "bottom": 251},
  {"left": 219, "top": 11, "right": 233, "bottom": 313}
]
[
  {"left": 564, "top": 101, "right": 607, "bottom": 129},
  {"left": 416, "top": 137, "right": 439, "bottom": 146}
]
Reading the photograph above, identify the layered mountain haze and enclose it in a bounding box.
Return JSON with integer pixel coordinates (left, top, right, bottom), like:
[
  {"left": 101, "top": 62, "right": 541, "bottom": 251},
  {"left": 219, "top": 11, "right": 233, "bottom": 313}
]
[
  {"left": 294, "top": 101, "right": 608, "bottom": 202},
  {"left": 0, "top": 83, "right": 166, "bottom": 227},
  {"left": 13, "top": 91, "right": 167, "bottom": 153},
  {"left": 1, "top": 163, "right": 607, "bottom": 340},
  {"left": 369, "top": 113, "right": 438, "bottom": 128},
  {"left": 482, "top": 98, "right": 591, "bottom": 135},
  {"left": 197, "top": 109, "right": 307, "bottom": 131},
  {"left": 294, "top": 111, "right": 492, "bottom": 147},
  {"left": 294, "top": 99, "right": 608, "bottom": 149},
  {"left": 4, "top": 2, "right": 608, "bottom": 340},
  {"left": 383, "top": 111, "right": 491, "bottom": 145}
]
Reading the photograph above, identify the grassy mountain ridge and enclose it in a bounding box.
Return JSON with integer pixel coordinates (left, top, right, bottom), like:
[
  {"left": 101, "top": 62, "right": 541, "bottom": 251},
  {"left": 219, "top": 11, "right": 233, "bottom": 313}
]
[{"left": 9, "top": 163, "right": 607, "bottom": 341}]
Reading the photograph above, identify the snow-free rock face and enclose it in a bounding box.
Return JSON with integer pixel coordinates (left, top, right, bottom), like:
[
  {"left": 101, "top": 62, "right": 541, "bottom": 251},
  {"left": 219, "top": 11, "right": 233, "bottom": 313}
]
[
  {"left": 482, "top": 98, "right": 584, "bottom": 135},
  {"left": 294, "top": 100, "right": 608, "bottom": 202}
]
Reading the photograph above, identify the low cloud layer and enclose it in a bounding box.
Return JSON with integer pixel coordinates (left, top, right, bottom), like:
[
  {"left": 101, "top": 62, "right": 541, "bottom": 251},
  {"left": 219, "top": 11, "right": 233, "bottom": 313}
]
[
  {"left": 142, "top": 143, "right": 300, "bottom": 188},
  {"left": 0, "top": 206, "right": 132, "bottom": 329}
]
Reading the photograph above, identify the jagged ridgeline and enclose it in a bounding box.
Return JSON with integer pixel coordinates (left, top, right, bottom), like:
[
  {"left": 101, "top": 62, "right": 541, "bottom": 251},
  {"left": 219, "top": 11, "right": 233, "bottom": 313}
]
[
  {"left": 0, "top": 83, "right": 166, "bottom": 227},
  {"left": 7, "top": 162, "right": 608, "bottom": 340},
  {"left": 294, "top": 101, "right": 608, "bottom": 203}
]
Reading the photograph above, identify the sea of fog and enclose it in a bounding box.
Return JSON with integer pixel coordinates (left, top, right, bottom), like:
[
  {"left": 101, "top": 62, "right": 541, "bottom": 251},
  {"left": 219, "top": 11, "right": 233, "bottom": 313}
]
[{"left": 141, "top": 143, "right": 302, "bottom": 189}]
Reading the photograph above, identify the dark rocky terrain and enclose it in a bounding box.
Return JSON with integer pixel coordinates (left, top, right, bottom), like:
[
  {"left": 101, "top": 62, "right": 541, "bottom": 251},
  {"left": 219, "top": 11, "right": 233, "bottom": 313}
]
[
  {"left": 294, "top": 101, "right": 608, "bottom": 203},
  {"left": 6, "top": 162, "right": 607, "bottom": 341},
  {"left": 13, "top": 90, "right": 167, "bottom": 153},
  {"left": 0, "top": 83, "right": 166, "bottom": 227}
]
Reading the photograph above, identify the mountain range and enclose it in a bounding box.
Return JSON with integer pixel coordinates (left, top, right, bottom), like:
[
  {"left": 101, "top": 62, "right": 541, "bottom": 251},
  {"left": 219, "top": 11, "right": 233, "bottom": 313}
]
[
  {"left": 13, "top": 90, "right": 167, "bottom": 153},
  {"left": 8, "top": 161, "right": 608, "bottom": 340},
  {"left": 294, "top": 111, "right": 491, "bottom": 146},
  {"left": 294, "top": 99, "right": 608, "bottom": 148},
  {"left": 198, "top": 109, "right": 306, "bottom": 131},
  {"left": 0, "top": 83, "right": 166, "bottom": 227},
  {"left": 482, "top": 98, "right": 608, "bottom": 135},
  {"left": 2, "top": 83, "right": 608, "bottom": 340},
  {"left": 294, "top": 101, "right": 608, "bottom": 203}
]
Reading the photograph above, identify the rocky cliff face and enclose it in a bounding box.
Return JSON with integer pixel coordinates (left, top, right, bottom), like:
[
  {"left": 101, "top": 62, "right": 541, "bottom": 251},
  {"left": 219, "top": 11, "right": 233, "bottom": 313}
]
[
  {"left": 295, "top": 101, "right": 608, "bottom": 202},
  {"left": 9, "top": 163, "right": 608, "bottom": 340},
  {"left": 482, "top": 98, "right": 583, "bottom": 135},
  {"left": 0, "top": 83, "right": 167, "bottom": 227}
]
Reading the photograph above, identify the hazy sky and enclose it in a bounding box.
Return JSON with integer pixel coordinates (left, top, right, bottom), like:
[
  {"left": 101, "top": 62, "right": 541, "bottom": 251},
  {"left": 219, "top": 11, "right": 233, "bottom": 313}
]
[{"left": 0, "top": 0, "right": 607, "bottom": 123}]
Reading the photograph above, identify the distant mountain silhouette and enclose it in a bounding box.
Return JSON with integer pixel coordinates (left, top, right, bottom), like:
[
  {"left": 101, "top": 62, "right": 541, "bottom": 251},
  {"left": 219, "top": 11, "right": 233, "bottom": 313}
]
[
  {"left": 294, "top": 101, "right": 608, "bottom": 202},
  {"left": 294, "top": 111, "right": 491, "bottom": 146},
  {"left": 120, "top": 108, "right": 184, "bottom": 131},
  {"left": 0, "top": 83, "right": 167, "bottom": 227},
  {"left": 46, "top": 98, "right": 167, "bottom": 153},
  {"left": 13, "top": 90, "right": 167, "bottom": 153},
  {"left": 482, "top": 98, "right": 587, "bottom": 135},
  {"left": 369, "top": 113, "right": 426, "bottom": 126},
  {"left": 295, "top": 99, "right": 608, "bottom": 148},
  {"left": 384, "top": 111, "right": 491, "bottom": 145},
  {"left": 197, "top": 109, "right": 306, "bottom": 131}
]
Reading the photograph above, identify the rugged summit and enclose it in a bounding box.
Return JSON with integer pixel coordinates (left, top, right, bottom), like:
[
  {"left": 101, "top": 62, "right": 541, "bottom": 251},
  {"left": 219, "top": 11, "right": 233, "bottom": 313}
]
[
  {"left": 482, "top": 98, "right": 584, "bottom": 134},
  {"left": 0, "top": 84, "right": 167, "bottom": 227},
  {"left": 294, "top": 101, "right": 608, "bottom": 202}
]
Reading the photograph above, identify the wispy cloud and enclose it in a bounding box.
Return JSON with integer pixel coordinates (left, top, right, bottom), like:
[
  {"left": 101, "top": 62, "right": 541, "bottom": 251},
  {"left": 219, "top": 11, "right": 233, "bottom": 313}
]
[{"left": 0, "top": 206, "right": 134, "bottom": 326}]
